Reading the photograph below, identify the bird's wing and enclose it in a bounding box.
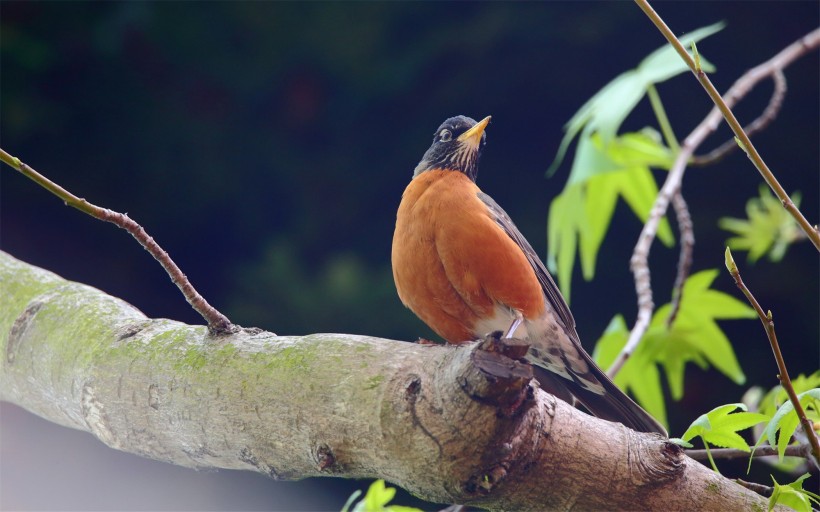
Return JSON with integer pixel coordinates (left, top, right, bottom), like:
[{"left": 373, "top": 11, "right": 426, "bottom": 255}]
[
  {"left": 477, "top": 191, "right": 668, "bottom": 436},
  {"left": 476, "top": 192, "right": 577, "bottom": 337}
]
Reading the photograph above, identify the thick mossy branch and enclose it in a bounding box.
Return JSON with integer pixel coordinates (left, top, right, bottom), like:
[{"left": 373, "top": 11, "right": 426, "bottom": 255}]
[{"left": 0, "top": 251, "right": 777, "bottom": 510}]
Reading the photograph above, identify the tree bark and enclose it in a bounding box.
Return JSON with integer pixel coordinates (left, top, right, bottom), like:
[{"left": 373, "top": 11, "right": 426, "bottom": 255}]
[{"left": 0, "top": 251, "right": 776, "bottom": 510}]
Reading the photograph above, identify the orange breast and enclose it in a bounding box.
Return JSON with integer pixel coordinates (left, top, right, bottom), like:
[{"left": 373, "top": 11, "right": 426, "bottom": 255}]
[{"left": 392, "top": 170, "right": 545, "bottom": 343}]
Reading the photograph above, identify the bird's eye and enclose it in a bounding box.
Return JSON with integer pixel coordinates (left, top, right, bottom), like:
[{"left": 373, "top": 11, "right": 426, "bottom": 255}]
[{"left": 439, "top": 129, "right": 452, "bottom": 142}]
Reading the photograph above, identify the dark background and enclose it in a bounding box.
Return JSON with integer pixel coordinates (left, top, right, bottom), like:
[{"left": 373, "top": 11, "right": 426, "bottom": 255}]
[{"left": 1, "top": 2, "right": 817, "bottom": 510}]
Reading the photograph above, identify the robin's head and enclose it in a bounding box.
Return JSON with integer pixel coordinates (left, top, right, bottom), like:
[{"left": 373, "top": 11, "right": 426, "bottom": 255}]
[{"left": 413, "top": 115, "right": 490, "bottom": 182}]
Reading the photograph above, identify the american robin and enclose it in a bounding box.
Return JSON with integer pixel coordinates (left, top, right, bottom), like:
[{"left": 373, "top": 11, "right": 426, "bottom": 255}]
[{"left": 392, "top": 115, "right": 667, "bottom": 435}]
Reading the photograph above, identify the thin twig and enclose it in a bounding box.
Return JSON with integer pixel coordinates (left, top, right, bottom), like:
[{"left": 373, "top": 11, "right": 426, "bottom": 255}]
[
  {"left": 686, "top": 444, "right": 808, "bottom": 462},
  {"left": 635, "top": 0, "right": 820, "bottom": 250},
  {"left": 735, "top": 479, "right": 773, "bottom": 498},
  {"left": 607, "top": 27, "right": 820, "bottom": 378},
  {"left": 608, "top": 131, "right": 694, "bottom": 378},
  {"left": 691, "top": 70, "right": 788, "bottom": 166},
  {"left": 0, "top": 149, "right": 235, "bottom": 335},
  {"left": 724, "top": 248, "right": 820, "bottom": 467},
  {"left": 666, "top": 191, "right": 694, "bottom": 328}
]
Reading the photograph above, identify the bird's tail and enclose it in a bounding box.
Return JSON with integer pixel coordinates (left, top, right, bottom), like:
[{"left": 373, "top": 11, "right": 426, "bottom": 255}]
[{"left": 532, "top": 363, "right": 667, "bottom": 436}]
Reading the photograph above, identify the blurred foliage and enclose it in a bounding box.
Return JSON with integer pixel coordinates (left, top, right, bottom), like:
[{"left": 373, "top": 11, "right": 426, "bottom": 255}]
[
  {"left": 546, "top": 23, "right": 723, "bottom": 298},
  {"left": 228, "top": 240, "right": 420, "bottom": 339},
  {"left": 720, "top": 185, "right": 803, "bottom": 263}
]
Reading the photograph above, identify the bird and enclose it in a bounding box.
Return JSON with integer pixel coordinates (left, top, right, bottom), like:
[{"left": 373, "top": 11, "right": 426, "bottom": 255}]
[{"left": 391, "top": 115, "right": 667, "bottom": 436}]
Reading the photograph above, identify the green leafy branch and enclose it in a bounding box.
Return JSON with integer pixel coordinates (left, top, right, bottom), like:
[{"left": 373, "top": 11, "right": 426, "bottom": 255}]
[
  {"left": 605, "top": 25, "right": 820, "bottom": 381},
  {"left": 686, "top": 374, "right": 820, "bottom": 466}
]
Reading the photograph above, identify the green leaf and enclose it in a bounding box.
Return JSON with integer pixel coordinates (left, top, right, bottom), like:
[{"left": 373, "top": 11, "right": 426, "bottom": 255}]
[
  {"left": 546, "top": 24, "right": 725, "bottom": 295},
  {"left": 719, "top": 185, "right": 802, "bottom": 263},
  {"left": 364, "top": 480, "right": 395, "bottom": 511},
  {"left": 593, "top": 271, "right": 755, "bottom": 426},
  {"left": 549, "top": 131, "right": 675, "bottom": 297},
  {"left": 547, "top": 184, "right": 588, "bottom": 301},
  {"left": 763, "top": 389, "right": 820, "bottom": 461},
  {"left": 635, "top": 22, "right": 723, "bottom": 86},
  {"left": 548, "top": 22, "right": 723, "bottom": 175},
  {"left": 656, "top": 270, "right": 753, "bottom": 390},
  {"left": 681, "top": 403, "right": 767, "bottom": 453},
  {"left": 769, "top": 473, "right": 820, "bottom": 512},
  {"left": 346, "top": 480, "right": 423, "bottom": 512}
]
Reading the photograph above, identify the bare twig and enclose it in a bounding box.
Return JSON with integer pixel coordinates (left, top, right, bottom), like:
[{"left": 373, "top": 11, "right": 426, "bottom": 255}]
[
  {"left": 724, "top": 248, "right": 820, "bottom": 467},
  {"left": 607, "top": 27, "right": 820, "bottom": 378},
  {"left": 608, "top": 136, "right": 694, "bottom": 378},
  {"left": 635, "top": 0, "right": 820, "bottom": 250},
  {"left": 666, "top": 191, "right": 694, "bottom": 328},
  {"left": 691, "top": 70, "right": 788, "bottom": 166},
  {"left": 0, "top": 149, "right": 235, "bottom": 335},
  {"left": 735, "top": 479, "right": 773, "bottom": 498},
  {"left": 686, "top": 444, "right": 808, "bottom": 462}
]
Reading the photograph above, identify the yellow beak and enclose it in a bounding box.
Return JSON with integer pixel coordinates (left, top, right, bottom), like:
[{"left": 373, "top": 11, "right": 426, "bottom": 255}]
[{"left": 457, "top": 115, "right": 491, "bottom": 146}]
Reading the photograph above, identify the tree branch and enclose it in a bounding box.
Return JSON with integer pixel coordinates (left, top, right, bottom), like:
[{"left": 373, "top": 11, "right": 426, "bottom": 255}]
[
  {"left": 0, "top": 149, "right": 234, "bottom": 335},
  {"left": 691, "top": 70, "right": 787, "bottom": 167},
  {"left": 666, "top": 191, "right": 694, "bottom": 329},
  {"left": 686, "top": 444, "right": 809, "bottom": 462},
  {"left": 0, "top": 250, "right": 777, "bottom": 511}
]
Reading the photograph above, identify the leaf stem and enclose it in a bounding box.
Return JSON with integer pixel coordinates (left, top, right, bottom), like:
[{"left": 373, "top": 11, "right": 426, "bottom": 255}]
[
  {"left": 634, "top": 0, "right": 820, "bottom": 251},
  {"left": 646, "top": 84, "right": 680, "bottom": 153},
  {"left": 724, "top": 248, "right": 820, "bottom": 466},
  {"left": 704, "top": 443, "right": 720, "bottom": 474}
]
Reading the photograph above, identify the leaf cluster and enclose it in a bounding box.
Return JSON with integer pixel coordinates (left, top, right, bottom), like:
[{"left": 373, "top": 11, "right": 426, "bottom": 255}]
[
  {"left": 594, "top": 270, "right": 754, "bottom": 427},
  {"left": 720, "top": 185, "right": 803, "bottom": 263},
  {"left": 546, "top": 22, "right": 724, "bottom": 299}
]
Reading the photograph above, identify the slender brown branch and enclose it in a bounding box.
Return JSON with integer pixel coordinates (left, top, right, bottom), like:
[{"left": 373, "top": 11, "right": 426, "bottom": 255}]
[
  {"left": 609, "top": 137, "right": 693, "bottom": 378},
  {"left": 635, "top": 0, "right": 820, "bottom": 250},
  {"left": 609, "top": 27, "right": 820, "bottom": 378},
  {"left": 735, "top": 479, "right": 773, "bottom": 498},
  {"left": 724, "top": 248, "right": 820, "bottom": 466},
  {"left": 691, "top": 70, "right": 788, "bottom": 167},
  {"left": 686, "top": 444, "right": 808, "bottom": 462},
  {"left": 0, "top": 148, "right": 235, "bottom": 335},
  {"left": 666, "top": 191, "right": 694, "bottom": 328}
]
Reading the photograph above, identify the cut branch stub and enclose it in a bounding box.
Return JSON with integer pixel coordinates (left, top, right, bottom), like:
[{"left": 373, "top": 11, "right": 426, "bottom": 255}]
[{"left": 463, "top": 332, "right": 533, "bottom": 415}]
